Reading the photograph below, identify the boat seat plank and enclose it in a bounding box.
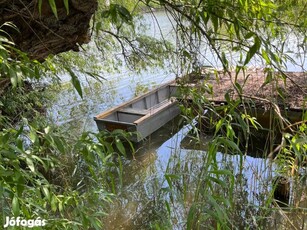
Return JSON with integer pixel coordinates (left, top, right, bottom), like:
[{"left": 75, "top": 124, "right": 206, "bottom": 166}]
[
  {"left": 134, "top": 99, "right": 178, "bottom": 124},
  {"left": 119, "top": 98, "right": 176, "bottom": 115},
  {"left": 147, "top": 98, "right": 172, "bottom": 112},
  {"left": 118, "top": 107, "right": 148, "bottom": 115}
]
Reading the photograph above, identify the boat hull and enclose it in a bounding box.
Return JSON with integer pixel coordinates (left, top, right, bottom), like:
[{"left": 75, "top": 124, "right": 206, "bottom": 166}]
[{"left": 94, "top": 81, "right": 180, "bottom": 142}]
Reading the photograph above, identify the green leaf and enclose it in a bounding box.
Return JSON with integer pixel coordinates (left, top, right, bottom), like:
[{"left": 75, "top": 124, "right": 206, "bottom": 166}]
[
  {"left": 1, "top": 133, "right": 10, "bottom": 145},
  {"left": 32, "top": 155, "right": 48, "bottom": 171},
  {"left": 208, "top": 176, "right": 227, "bottom": 188},
  {"left": 117, "top": 5, "right": 132, "bottom": 22},
  {"left": 165, "top": 200, "right": 171, "bottom": 216},
  {"left": 0, "top": 167, "right": 14, "bottom": 176},
  {"left": 12, "top": 196, "right": 20, "bottom": 216},
  {"left": 235, "top": 82, "right": 242, "bottom": 94},
  {"left": 207, "top": 195, "right": 227, "bottom": 220},
  {"left": 48, "top": 0, "right": 58, "bottom": 19},
  {"left": 29, "top": 130, "right": 38, "bottom": 144},
  {"left": 115, "top": 138, "right": 125, "bottom": 155},
  {"left": 95, "top": 21, "right": 102, "bottom": 31},
  {"left": 38, "top": 0, "right": 42, "bottom": 15},
  {"left": 2, "top": 150, "right": 18, "bottom": 159},
  {"left": 42, "top": 185, "right": 51, "bottom": 201},
  {"left": 248, "top": 116, "right": 260, "bottom": 129},
  {"left": 51, "top": 195, "right": 57, "bottom": 212},
  {"left": 44, "top": 126, "right": 51, "bottom": 134},
  {"left": 233, "top": 18, "right": 242, "bottom": 38},
  {"left": 101, "top": 10, "right": 110, "bottom": 19},
  {"left": 16, "top": 124, "right": 24, "bottom": 138},
  {"left": 187, "top": 204, "right": 197, "bottom": 230},
  {"left": 244, "top": 36, "right": 261, "bottom": 65},
  {"left": 84, "top": 71, "right": 106, "bottom": 81},
  {"left": 9, "top": 67, "right": 18, "bottom": 87},
  {"left": 17, "top": 176, "right": 25, "bottom": 196},
  {"left": 165, "top": 174, "right": 180, "bottom": 179},
  {"left": 53, "top": 136, "right": 66, "bottom": 154},
  {"left": 217, "top": 137, "right": 241, "bottom": 152},
  {"left": 63, "top": 0, "right": 69, "bottom": 14},
  {"left": 200, "top": 10, "right": 209, "bottom": 25},
  {"left": 72, "top": 78, "right": 83, "bottom": 98},
  {"left": 261, "top": 49, "right": 270, "bottom": 64},
  {"left": 58, "top": 200, "right": 63, "bottom": 212},
  {"left": 26, "top": 157, "right": 35, "bottom": 172},
  {"left": 66, "top": 68, "right": 83, "bottom": 98},
  {"left": 182, "top": 50, "right": 191, "bottom": 59},
  {"left": 212, "top": 15, "right": 219, "bottom": 32},
  {"left": 244, "top": 32, "right": 255, "bottom": 40},
  {"left": 224, "top": 91, "right": 231, "bottom": 103},
  {"left": 221, "top": 52, "right": 229, "bottom": 69},
  {"left": 264, "top": 71, "right": 273, "bottom": 84},
  {"left": 164, "top": 174, "right": 178, "bottom": 190},
  {"left": 215, "top": 119, "right": 223, "bottom": 134}
]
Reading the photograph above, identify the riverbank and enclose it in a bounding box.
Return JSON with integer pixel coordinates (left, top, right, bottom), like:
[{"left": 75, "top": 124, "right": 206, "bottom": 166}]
[{"left": 180, "top": 69, "right": 307, "bottom": 110}]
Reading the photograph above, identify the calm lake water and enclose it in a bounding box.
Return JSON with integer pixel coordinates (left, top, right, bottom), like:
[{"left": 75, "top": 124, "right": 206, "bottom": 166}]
[{"left": 48, "top": 11, "right": 306, "bottom": 229}]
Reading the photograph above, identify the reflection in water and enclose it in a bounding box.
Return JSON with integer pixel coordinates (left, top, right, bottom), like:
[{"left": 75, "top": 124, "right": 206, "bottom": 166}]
[
  {"left": 102, "top": 115, "right": 306, "bottom": 229},
  {"left": 102, "top": 117, "right": 184, "bottom": 230}
]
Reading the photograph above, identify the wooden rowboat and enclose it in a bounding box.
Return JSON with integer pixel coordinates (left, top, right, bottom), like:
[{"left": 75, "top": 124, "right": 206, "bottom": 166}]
[{"left": 94, "top": 81, "right": 180, "bottom": 142}]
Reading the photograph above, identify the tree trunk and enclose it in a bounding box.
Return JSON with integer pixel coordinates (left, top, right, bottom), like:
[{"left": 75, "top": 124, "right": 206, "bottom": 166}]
[{"left": 0, "top": 0, "right": 98, "bottom": 61}]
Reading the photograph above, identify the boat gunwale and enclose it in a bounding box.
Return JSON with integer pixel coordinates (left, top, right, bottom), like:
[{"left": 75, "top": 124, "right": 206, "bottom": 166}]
[{"left": 93, "top": 117, "right": 138, "bottom": 127}]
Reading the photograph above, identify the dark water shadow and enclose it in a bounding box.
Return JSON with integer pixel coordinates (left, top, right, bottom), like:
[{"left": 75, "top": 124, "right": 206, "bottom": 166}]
[{"left": 181, "top": 105, "right": 306, "bottom": 209}]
